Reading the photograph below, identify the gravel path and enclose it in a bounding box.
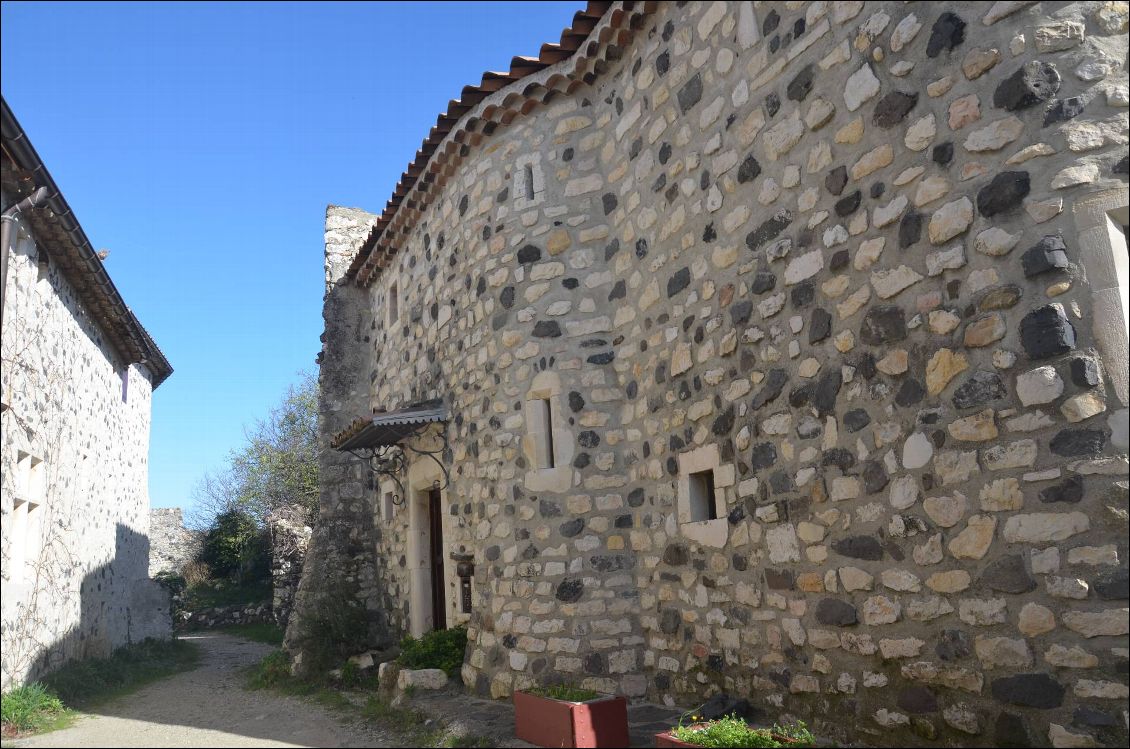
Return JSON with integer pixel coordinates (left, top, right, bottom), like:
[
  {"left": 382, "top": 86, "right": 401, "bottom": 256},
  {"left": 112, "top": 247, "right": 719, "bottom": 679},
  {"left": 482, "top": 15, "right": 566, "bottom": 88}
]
[{"left": 6, "top": 633, "right": 403, "bottom": 748}]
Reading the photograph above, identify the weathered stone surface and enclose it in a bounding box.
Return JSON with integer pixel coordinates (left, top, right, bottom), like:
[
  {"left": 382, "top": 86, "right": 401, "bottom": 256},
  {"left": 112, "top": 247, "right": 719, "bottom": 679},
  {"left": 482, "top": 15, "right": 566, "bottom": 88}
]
[
  {"left": 928, "top": 197, "right": 974, "bottom": 244},
  {"left": 948, "top": 515, "right": 997, "bottom": 560},
  {"left": 832, "top": 535, "right": 884, "bottom": 561},
  {"left": 991, "top": 673, "right": 1066, "bottom": 709},
  {"left": 1018, "top": 602, "right": 1056, "bottom": 636},
  {"left": 1021, "top": 235, "right": 1069, "bottom": 277},
  {"left": 994, "top": 61, "right": 1061, "bottom": 111},
  {"left": 927, "top": 12, "right": 966, "bottom": 57},
  {"left": 1016, "top": 366, "right": 1064, "bottom": 406},
  {"left": 844, "top": 63, "right": 881, "bottom": 111},
  {"left": 976, "top": 171, "right": 1030, "bottom": 216},
  {"left": 860, "top": 305, "right": 906, "bottom": 344},
  {"left": 815, "top": 598, "right": 858, "bottom": 626},
  {"left": 1002, "top": 512, "right": 1089, "bottom": 543},
  {"left": 874, "top": 91, "right": 918, "bottom": 128},
  {"left": 981, "top": 553, "right": 1035, "bottom": 593},
  {"left": 1062, "top": 609, "right": 1130, "bottom": 638},
  {"left": 976, "top": 636, "right": 1032, "bottom": 669},
  {"left": 927, "top": 349, "right": 968, "bottom": 396},
  {"left": 964, "top": 116, "right": 1023, "bottom": 152},
  {"left": 952, "top": 371, "right": 1006, "bottom": 409},
  {"left": 1020, "top": 304, "right": 1075, "bottom": 359}
]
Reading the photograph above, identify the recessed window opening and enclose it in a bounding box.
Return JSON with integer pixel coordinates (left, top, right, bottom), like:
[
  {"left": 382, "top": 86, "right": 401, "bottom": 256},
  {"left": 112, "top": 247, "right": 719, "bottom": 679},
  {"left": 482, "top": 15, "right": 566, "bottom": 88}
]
[
  {"left": 523, "top": 164, "right": 535, "bottom": 201},
  {"left": 687, "top": 469, "right": 716, "bottom": 522},
  {"left": 120, "top": 367, "right": 129, "bottom": 403},
  {"left": 539, "top": 398, "right": 555, "bottom": 469},
  {"left": 388, "top": 282, "right": 399, "bottom": 325},
  {"left": 382, "top": 491, "right": 395, "bottom": 523}
]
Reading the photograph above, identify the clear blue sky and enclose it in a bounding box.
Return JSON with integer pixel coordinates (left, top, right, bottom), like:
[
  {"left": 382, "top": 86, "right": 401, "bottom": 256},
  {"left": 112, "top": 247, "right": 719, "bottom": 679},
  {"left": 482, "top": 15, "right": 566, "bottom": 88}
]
[{"left": 2, "top": 0, "right": 580, "bottom": 513}]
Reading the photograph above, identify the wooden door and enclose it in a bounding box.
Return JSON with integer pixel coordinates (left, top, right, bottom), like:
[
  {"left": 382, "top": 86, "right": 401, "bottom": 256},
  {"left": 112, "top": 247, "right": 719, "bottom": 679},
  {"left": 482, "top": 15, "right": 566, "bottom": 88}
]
[{"left": 428, "top": 488, "right": 447, "bottom": 630}]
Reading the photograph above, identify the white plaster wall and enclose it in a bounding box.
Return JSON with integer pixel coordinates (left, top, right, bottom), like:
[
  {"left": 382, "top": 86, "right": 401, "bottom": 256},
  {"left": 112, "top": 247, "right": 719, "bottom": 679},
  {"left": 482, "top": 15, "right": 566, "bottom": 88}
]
[{"left": 0, "top": 207, "right": 168, "bottom": 689}]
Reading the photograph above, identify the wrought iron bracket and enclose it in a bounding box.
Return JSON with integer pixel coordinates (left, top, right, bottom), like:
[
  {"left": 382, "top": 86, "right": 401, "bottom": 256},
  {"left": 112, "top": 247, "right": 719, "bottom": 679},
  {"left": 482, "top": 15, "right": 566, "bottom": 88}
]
[{"left": 344, "top": 424, "right": 451, "bottom": 506}]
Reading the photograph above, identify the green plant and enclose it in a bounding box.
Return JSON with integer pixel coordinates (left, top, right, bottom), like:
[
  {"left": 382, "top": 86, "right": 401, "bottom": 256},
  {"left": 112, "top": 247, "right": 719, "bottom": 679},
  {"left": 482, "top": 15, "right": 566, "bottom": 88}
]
[
  {"left": 153, "top": 571, "right": 187, "bottom": 597},
  {"left": 670, "top": 715, "right": 815, "bottom": 748},
  {"left": 183, "top": 578, "right": 271, "bottom": 610},
  {"left": 199, "top": 509, "right": 270, "bottom": 582},
  {"left": 182, "top": 560, "right": 212, "bottom": 587},
  {"left": 397, "top": 626, "right": 468, "bottom": 677},
  {"left": 525, "top": 684, "right": 600, "bottom": 702},
  {"left": 291, "top": 591, "right": 370, "bottom": 675},
  {"left": 1, "top": 683, "right": 69, "bottom": 736},
  {"left": 246, "top": 650, "right": 297, "bottom": 691},
  {"left": 340, "top": 660, "right": 361, "bottom": 688},
  {"left": 41, "top": 638, "right": 200, "bottom": 708}
]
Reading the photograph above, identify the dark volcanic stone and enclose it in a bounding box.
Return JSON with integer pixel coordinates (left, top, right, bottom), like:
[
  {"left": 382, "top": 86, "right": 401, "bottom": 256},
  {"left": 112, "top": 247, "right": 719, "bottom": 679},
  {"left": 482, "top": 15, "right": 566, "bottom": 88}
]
[
  {"left": 843, "top": 408, "right": 871, "bottom": 433},
  {"left": 590, "top": 554, "right": 631, "bottom": 572},
  {"left": 898, "top": 686, "right": 939, "bottom": 714},
  {"left": 791, "top": 281, "right": 814, "bottom": 308},
  {"left": 1040, "top": 475, "right": 1084, "bottom": 504},
  {"left": 765, "top": 569, "right": 795, "bottom": 590},
  {"left": 786, "top": 64, "right": 815, "bottom": 102},
  {"left": 658, "top": 608, "right": 680, "bottom": 634},
  {"left": 568, "top": 391, "right": 585, "bottom": 412},
  {"left": 830, "top": 249, "right": 850, "bottom": 271},
  {"left": 560, "top": 518, "right": 584, "bottom": 537},
  {"left": 738, "top": 154, "right": 762, "bottom": 184},
  {"left": 835, "top": 190, "right": 862, "bottom": 217},
  {"left": 1073, "top": 706, "right": 1119, "bottom": 728},
  {"left": 532, "top": 320, "right": 561, "bottom": 338},
  {"left": 812, "top": 369, "right": 843, "bottom": 415},
  {"left": 746, "top": 210, "right": 793, "bottom": 251},
  {"left": 751, "top": 368, "right": 789, "bottom": 409},
  {"left": 860, "top": 305, "right": 907, "bottom": 344},
  {"left": 936, "top": 629, "right": 971, "bottom": 661},
  {"left": 994, "top": 61, "right": 1061, "bottom": 111},
  {"left": 1117, "top": 155, "right": 1129, "bottom": 174},
  {"left": 825, "top": 165, "right": 848, "bottom": 196},
  {"left": 991, "top": 673, "right": 1065, "bottom": 709},
  {"left": 731, "top": 301, "right": 753, "bottom": 325},
  {"left": 1044, "top": 96, "right": 1085, "bottom": 126},
  {"left": 822, "top": 448, "right": 855, "bottom": 473},
  {"left": 994, "top": 713, "right": 1029, "bottom": 748},
  {"left": 833, "top": 535, "right": 884, "bottom": 560},
  {"left": 1021, "top": 235, "right": 1069, "bottom": 277},
  {"left": 977, "top": 171, "right": 1030, "bottom": 216},
  {"left": 809, "top": 308, "right": 832, "bottom": 343},
  {"left": 873, "top": 91, "right": 918, "bottom": 128},
  {"left": 655, "top": 50, "right": 670, "bottom": 76},
  {"left": 663, "top": 543, "right": 689, "bottom": 566},
  {"left": 979, "top": 284, "right": 1023, "bottom": 311},
  {"left": 667, "top": 267, "right": 691, "bottom": 297},
  {"left": 556, "top": 578, "right": 584, "bottom": 603},
  {"left": 952, "top": 370, "right": 1007, "bottom": 409},
  {"left": 895, "top": 379, "right": 926, "bottom": 407},
  {"left": 815, "top": 598, "right": 858, "bottom": 626},
  {"left": 677, "top": 73, "right": 703, "bottom": 113},
  {"left": 899, "top": 211, "right": 923, "bottom": 248},
  {"left": 932, "top": 142, "right": 954, "bottom": 166},
  {"left": 750, "top": 442, "right": 777, "bottom": 471},
  {"left": 1020, "top": 304, "right": 1075, "bottom": 359},
  {"left": 1050, "top": 428, "right": 1106, "bottom": 457},
  {"left": 602, "top": 192, "right": 618, "bottom": 215},
  {"left": 1094, "top": 568, "right": 1129, "bottom": 600},
  {"left": 516, "top": 244, "right": 541, "bottom": 264},
  {"left": 981, "top": 554, "right": 1036, "bottom": 594},
  {"left": 762, "top": 9, "right": 780, "bottom": 34},
  {"left": 927, "top": 12, "right": 966, "bottom": 57},
  {"left": 861, "top": 460, "right": 889, "bottom": 495},
  {"left": 764, "top": 92, "right": 780, "bottom": 118},
  {"left": 712, "top": 406, "right": 734, "bottom": 436},
  {"left": 1070, "top": 356, "right": 1101, "bottom": 387},
  {"left": 752, "top": 271, "right": 777, "bottom": 294}
]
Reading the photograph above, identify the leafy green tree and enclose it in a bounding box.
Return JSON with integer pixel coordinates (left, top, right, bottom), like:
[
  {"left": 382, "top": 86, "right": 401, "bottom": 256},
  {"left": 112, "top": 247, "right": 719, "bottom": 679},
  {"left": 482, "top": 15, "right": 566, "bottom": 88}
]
[
  {"left": 190, "top": 372, "right": 319, "bottom": 530},
  {"left": 199, "top": 508, "right": 268, "bottom": 581}
]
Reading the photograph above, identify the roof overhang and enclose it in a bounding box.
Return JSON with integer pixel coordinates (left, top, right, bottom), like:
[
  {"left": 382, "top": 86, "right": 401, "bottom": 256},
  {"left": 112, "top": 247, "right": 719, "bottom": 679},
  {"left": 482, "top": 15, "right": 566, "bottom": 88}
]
[{"left": 332, "top": 403, "right": 448, "bottom": 451}]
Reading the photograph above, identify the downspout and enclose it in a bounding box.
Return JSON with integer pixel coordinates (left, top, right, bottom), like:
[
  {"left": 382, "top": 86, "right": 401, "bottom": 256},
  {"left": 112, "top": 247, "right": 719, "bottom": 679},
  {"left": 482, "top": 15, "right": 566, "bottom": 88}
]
[{"left": 1, "top": 185, "right": 50, "bottom": 331}]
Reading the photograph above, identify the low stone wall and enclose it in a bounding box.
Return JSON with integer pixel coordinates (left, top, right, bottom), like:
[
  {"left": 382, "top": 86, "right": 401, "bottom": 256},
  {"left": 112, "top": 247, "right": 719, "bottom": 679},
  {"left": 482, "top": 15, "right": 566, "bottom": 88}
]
[{"left": 177, "top": 601, "right": 273, "bottom": 631}]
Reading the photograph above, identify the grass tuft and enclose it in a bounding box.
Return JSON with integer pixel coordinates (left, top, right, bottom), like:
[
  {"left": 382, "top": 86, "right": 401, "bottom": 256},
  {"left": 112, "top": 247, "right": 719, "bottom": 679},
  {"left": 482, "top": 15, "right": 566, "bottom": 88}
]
[
  {"left": 524, "top": 684, "right": 601, "bottom": 702},
  {"left": 41, "top": 638, "right": 200, "bottom": 709},
  {"left": 396, "top": 626, "right": 467, "bottom": 677},
  {"left": 1, "top": 683, "right": 70, "bottom": 736}
]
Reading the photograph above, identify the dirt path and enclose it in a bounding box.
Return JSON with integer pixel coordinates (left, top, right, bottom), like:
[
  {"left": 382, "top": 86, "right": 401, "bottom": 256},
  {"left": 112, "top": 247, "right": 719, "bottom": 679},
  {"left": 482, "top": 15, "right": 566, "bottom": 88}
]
[{"left": 6, "top": 633, "right": 403, "bottom": 748}]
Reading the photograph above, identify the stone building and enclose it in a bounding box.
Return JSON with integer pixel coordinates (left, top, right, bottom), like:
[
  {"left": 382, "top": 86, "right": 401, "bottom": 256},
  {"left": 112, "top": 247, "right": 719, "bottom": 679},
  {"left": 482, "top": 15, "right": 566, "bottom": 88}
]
[
  {"left": 1, "top": 97, "right": 174, "bottom": 689},
  {"left": 148, "top": 508, "right": 203, "bottom": 578},
  {"left": 291, "top": 2, "right": 1129, "bottom": 745}
]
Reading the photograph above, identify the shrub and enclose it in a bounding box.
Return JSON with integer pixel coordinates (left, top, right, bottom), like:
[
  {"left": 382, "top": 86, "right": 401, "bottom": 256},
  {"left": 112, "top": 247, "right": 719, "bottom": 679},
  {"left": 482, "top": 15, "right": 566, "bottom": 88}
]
[
  {"left": 199, "top": 509, "right": 269, "bottom": 582},
  {"left": 1, "top": 683, "right": 67, "bottom": 735},
  {"left": 182, "top": 560, "right": 212, "bottom": 587},
  {"left": 247, "top": 650, "right": 293, "bottom": 690},
  {"left": 42, "top": 638, "right": 199, "bottom": 707},
  {"left": 525, "top": 684, "right": 600, "bottom": 702},
  {"left": 397, "top": 626, "right": 468, "bottom": 677},
  {"left": 291, "top": 590, "right": 369, "bottom": 676}
]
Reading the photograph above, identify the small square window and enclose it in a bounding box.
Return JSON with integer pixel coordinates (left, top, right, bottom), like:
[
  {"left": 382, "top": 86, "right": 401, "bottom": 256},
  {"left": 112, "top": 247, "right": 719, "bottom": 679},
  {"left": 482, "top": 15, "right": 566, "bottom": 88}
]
[{"left": 687, "top": 469, "right": 716, "bottom": 523}]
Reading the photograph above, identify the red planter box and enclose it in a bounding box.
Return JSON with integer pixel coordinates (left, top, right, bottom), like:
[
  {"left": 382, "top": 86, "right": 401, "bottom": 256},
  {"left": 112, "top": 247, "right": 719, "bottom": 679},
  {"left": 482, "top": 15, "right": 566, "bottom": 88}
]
[{"left": 513, "top": 690, "right": 629, "bottom": 748}]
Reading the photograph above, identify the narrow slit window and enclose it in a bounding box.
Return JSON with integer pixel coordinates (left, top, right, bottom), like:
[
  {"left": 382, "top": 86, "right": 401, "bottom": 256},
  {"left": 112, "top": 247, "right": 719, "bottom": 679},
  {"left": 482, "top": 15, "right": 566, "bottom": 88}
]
[
  {"left": 541, "top": 398, "right": 555, "bottom": 469},
  {"left": 120, "top": 366, "right": 129, "bottom": 403},
  {"left": 523, "top": 164, "right": 535, "bottom": 201},
  {"left": 388, "top": 282, "right": 399, "bottom": 325},
  {"left": 382, "top": 492, "right": 395, "bottom": 523},
  {"left": 687, "top": 469, "right": 716, "bottom": 523}
]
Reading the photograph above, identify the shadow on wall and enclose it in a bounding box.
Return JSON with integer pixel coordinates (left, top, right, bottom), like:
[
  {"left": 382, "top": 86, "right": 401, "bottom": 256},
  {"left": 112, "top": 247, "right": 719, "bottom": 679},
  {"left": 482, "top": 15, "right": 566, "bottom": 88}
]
[{"left": 7, "top": 523, "right": 172, "bottom": 685}]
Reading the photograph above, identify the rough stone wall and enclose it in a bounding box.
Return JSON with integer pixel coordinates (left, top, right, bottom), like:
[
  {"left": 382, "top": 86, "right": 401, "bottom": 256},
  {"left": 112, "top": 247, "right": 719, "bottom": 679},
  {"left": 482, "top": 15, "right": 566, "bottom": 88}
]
[
  {"left": 306, "top": 2, "right": 1130, "bottom": 745},
  {"left": 148, "top": 507, "right": 203, "bottom": 577},
  {"left": 1, "top": 201, "right": 170, "bottom": 689},
  {"left": 285, "top": 206, "right": 393, "bottom": 663},
  {"left": 269, "top": 505, "right": 312, "bottom": 628}
]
